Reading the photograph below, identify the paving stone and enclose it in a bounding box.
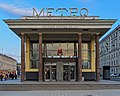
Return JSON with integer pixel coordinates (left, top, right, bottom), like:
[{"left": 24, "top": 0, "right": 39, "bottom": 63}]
[{"left": 0, "top": 90, "right": 120, "bottom": 96}]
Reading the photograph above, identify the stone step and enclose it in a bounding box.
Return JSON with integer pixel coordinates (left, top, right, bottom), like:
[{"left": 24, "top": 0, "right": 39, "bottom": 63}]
[{"left": 0, "top": 84, "right": 120, "bottom": 91}]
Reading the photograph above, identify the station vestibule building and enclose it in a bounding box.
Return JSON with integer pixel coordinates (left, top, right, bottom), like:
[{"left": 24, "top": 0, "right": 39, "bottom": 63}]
[{"left": 4, "top": 11, "right": 116, "bottom": 82}]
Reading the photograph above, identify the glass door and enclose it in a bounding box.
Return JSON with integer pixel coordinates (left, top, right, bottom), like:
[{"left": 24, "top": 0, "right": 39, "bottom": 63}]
[
  {"left": 70, "top": 65, "right": 75, "bottom": 81},
  {"left": 63, "top": 65, "right": 69, "bottom": 81},
  {"left": 45, "top": 65, "right": 50, "bottom": 81},
  {"left": 63, "top": 63, "right": 76, "bottom": 81},
  {"left": 51, "top": 65, "right": 56, "bottom": 81},
  {"left": 44, "top": 63, "right": 57, "bottom": 81}
]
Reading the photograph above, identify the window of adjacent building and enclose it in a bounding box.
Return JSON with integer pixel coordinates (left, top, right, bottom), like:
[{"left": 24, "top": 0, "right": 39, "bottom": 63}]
[
  {"left": 116, "top": 60, "right": 118, "bottom": 66},
  {"left": 116, "top": 31, "right": 117, "bottom": 37},
  {"left": 114, "top": 60, "right": 115, "bottom": 66},
  {"left": 116, "top": 68, "right": 118, "bottom": 75},
  {"left": 109, "top": 61, "right": 110, "bottom": 66},
  {"left": 119, "top": 68, "right": 120, "bottom": 74},
  {"left": 116, "top": 52, "right": 118, "bottom": 57},
  {"left": 111, "top": 61, "right": 113, "bottom": 66}
]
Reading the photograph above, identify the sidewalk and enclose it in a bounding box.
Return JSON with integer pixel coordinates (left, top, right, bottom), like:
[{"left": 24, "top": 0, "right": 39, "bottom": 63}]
[
  {"left": 0, "top": 77, "right": 21, "bottom": 84},
  {"left": 0, "top": 90, "right": 120, "bottom": 96},
  {"left": 0, "top": 77, "right": 120, "bottom": 85},
  {"left": 0, "top": 78, "right": 120, "bottom": 90}
]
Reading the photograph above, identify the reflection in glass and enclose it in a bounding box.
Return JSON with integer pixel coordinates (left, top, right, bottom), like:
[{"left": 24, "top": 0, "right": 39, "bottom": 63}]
[
  {"left": 82, "top": 43, "right": 91, "bottom": 69},
  {"left": 63, "top": 65, "right": 68, "bottom": 81},
  {"left": 46, "top": 43, "right": 74, "bottom": 57},
  {"left": 52, "top": 65, "right": 56, "bottom": 80},
  {"left": 70, "top": 66, "right": 75, "bottom": 79},
  {"left": 30, "top": 43, "right": 39, "bottom": 69},
  {"left": 30, "top": 60, "right": 39, "bottom": 68},
  {"left": 45, "top": 66, "right": 50, "bottom": 79}
]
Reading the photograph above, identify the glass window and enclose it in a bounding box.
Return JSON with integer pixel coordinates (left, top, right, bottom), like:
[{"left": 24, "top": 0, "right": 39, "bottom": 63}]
[
  {"left": 82, "top": 43, "right": 91, "bottom": 69},
  {"left": 46, "top": 43, "right": 74, "bottom": 57},
  {"left": 47, "top": 43, "right": 53, "bottom": 56},
  {"left": 61, "top": 43, "right": 67, "bottom": 56},
  {"left": 30, "top": 43, "right": 39, "bottom": 60},
  {"left": 30, "top": 42, "right": 39, "bottom": 69},
  {"left": 82, "top": 60, "right": 91, "bottom": 69},
  {"left": 30, "top": 60, "right": 39, "bottom": 68},
  {"left": 67, "top": 43, "right": 74, "bottom": 56},
  {"left": 52, "top": 43, "right": 59, "bottom": 56}
]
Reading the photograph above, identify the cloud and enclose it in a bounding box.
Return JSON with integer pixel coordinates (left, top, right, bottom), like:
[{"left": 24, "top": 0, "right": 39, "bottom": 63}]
[{"left": 0, "top": 3, "right": 32, "bottom": 16}]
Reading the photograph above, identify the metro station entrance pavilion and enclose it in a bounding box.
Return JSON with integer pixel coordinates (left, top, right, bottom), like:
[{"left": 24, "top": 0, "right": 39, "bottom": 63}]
[{"left": 4, "top": 16, "right": 116, "bottom": 82}]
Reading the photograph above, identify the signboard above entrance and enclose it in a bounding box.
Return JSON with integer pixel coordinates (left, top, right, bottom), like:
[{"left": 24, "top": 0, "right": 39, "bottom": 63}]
[{"left": 32, "top": 8, "right": 88, "bottom": 17}]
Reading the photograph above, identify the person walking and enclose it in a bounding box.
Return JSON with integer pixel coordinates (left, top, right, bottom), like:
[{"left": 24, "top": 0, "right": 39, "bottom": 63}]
[
  {"left": 14, "top": 73, "right": 17, "bottom": 79},
  {"left": 11, "top": 72, "right": 14, "bottom": 80},
  {"left": 0, "top": 72, "right": 3, "bottom": 81}
]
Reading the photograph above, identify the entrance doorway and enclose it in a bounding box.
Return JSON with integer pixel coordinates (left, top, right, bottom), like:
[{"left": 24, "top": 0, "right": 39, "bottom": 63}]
[
  {"left": 44, "top": 62, "right": 76, "bottom": 81},
  {"left": 51, "top": 65, "right": 56, "bottom": 80},
  {"left": 103, "top": 66, "right": 110, "bottom": 80},
  {"left": 63, "top": 65, "right": 69, "bottom": 81},
  {"left": 63, "top": 63, "right": 76, "bottom": 81},
  {"left": 44, "top": 63, "right": 56, "bottom": 81},
  {"left": 70, "top": 65, "right": 76, "bottom": 80},
  {"left": 45, "top": 65, "right": 50, "bottom": 80}
]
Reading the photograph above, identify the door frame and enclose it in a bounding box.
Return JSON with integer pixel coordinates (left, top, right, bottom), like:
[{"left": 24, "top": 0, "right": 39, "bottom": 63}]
[
  {"left": 44, "top": 63, "right": 56, "bottom": 81},
  {"left": 63, "top": 62, "right": 76, "bottom": 81},
  {"left": 44, "top": 62, "right": 76, "bottom": 81}
]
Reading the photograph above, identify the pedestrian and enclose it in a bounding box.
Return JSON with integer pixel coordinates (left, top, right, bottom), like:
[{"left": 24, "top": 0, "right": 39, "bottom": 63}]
[
  {"left": 11, "top": 72, "right": 14, "bottom": 80},
  {"left": 14, "top": 73, "right": 17, "bottom": 79},
  {"left": 4, "top": 73, "right": 8, "bottom": 81},
  {"left": 9, "top": 72, "right": 12, "bottom": 79},
  {"left": 0, "top": 72, "right": 3, "bottom": 81},
  {"left": 3, "top": 73, "right": 6, "bottom": 81}
]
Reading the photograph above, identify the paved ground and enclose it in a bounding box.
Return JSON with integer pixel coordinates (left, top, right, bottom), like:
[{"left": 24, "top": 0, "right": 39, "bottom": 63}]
[
  {"left": 0, "top": 90, "right": 120, "bottom": 96},
  {"left": 0, "top": 78, "right": 120, "bottom": 95},
  {"left": 0, "top": 77, "right": 120, "bottom": 84}
]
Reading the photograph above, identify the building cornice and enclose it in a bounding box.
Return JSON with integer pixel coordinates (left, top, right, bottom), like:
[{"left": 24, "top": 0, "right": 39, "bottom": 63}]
[{"left": 0, "top": 53, "right": 17, "bottom": 62}]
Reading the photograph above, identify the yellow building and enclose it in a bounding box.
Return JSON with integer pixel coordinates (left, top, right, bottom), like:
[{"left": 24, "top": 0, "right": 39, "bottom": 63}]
[{"left": 4, "top": 8, "right": 116, "bottom": 81}]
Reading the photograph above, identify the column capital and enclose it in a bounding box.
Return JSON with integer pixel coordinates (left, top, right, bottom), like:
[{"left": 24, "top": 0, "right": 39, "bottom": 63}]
[
  {"left": 21, "top": 33, "right": 25, "bottom": 35},
  {"left": 78, "top": 33, "right": 82, "bottom": 35},
  {"left": 95, "top": 33, "right": 100, "bottom": 36},
  {"left": 39, "top": 32, "right": 42, "bottom": 36}
]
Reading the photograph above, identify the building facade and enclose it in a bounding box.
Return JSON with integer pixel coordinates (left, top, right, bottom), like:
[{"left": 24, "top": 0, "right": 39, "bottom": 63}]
[
  {"left": 4, "top": 15, "right": 116, "bottom": 82},
  {"left": 0, "top": 53, "right": 17, "bottom": 72},
  {"left": 100, "top": 25, "right": 120, "bottom": 80}
]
